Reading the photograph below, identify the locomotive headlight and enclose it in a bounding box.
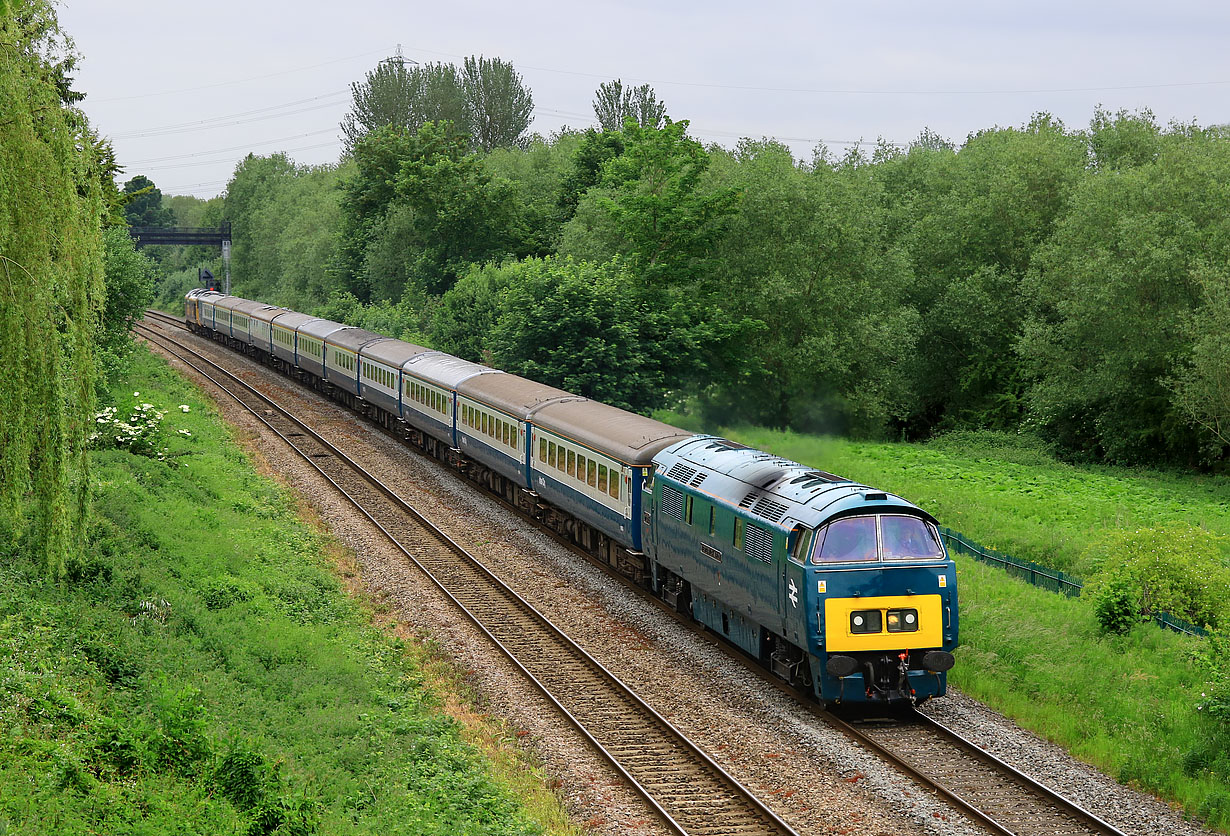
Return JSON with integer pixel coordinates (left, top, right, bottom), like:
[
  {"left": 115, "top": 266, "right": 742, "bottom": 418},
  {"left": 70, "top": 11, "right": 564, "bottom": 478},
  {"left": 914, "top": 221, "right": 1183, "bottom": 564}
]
[
  {"left": 886, "top": 608, "right": 919, "bottom": 633},
  {"left": 850, "top": 610, "right": 882, "bottom": 634}
]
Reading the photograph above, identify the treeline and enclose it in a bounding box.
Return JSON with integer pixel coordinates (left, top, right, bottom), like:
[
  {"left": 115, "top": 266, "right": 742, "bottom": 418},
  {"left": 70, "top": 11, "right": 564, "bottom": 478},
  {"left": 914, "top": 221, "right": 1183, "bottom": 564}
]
[
  {"left": 180, "top": 61, "right": 1230, "bottom": 469},
  {"left": 1, "top": 1, "right": 158, "bottom": 573}
]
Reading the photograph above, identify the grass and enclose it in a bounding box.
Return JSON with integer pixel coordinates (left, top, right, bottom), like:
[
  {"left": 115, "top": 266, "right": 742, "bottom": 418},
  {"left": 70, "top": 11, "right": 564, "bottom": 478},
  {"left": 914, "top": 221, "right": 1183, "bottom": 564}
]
[
  {"left": 656, "top": 417, "right": 1230, "bottom": 830},
  {"left": 0, "top": 347, "right": 578, "bottom": 836}
]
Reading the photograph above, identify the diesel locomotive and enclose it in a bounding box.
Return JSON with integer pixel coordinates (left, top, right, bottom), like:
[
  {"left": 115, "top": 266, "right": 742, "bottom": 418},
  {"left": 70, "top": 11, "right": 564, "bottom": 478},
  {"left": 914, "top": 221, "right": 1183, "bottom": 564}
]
[{"left": 184, "top": 288, "right": 958, "bottom": 706}]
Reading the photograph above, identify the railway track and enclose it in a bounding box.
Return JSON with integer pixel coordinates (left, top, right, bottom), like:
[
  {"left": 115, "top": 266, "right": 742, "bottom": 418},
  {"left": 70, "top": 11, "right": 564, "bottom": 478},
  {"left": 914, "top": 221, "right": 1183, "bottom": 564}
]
[
  {"left": 136, "top": 314, "right": 799, "bottom": 836},
  {"left": 822, "top": 710, "right": 1128, "bottom": 836},
  {"left": 142, "top": 310, "right": 1138, "bottom": 836}
]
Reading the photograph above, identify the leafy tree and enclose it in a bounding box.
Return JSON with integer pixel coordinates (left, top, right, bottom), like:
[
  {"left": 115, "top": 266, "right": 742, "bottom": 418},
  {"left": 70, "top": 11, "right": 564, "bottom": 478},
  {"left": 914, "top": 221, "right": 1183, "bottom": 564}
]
[
  {"left": 432, "top": 261, "right": 516, "bottom": 362},
  {"left": 341, "top": 123, "right": 524, "bottom": 301},
  {"left": 1, "top": 0, "right": 106, "bottom": 574},
  {"left": 704, "top": 139, "right": 919, "bottom": 434},
  {"left": 554, "top": 127, "right": 625, "bottom": 224},
  {"left": 486, "top": 257, "right": 747, "bottom": 413},
  {"left": 875, "top": 114, "right": 1088, "bottom": 435},
  {"left": 592, "top": 79, "right": 667, "bottom": 131},
  {"left": 341, "top": 57, "right": 420, "bottom": 153},
  {"left": 1088, "top": 107, "right": 1162, "bottom": 172},
  {"left": 1021, "top": 127, "right": 1230, "bottom": 464},
  {"left": 123, "top": 175, "right": 175, "bottom": 227},
  {"left": 97, "top": 227, "right": 156, "bottom": 383},
  {"left": 1170, "top": 268, "right": 1230, "bottom": 451},
  {"left": 461, "top": 55, "right": 533, "bottom": 152},
  {"left": 561, "top": 120, "right": 738, "bottom": 288},
  {"left": 1082, "top": 525, "right": 1230, "bottom": 630},
  {"left": 486, "top": 130, "right": 584, "bottom": 256},
  {"left": 340, "top": 57, "right": 469, "bottom": 153}
]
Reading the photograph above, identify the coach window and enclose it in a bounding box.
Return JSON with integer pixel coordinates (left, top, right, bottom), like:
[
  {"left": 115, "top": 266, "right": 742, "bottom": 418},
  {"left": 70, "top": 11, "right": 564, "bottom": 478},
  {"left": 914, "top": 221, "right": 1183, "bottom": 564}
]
[
  {"left": 576, "top": 454, "right": 586, "bottom": 484},
  {"left": 611, "top": 471, "right": 622, "bottom": 500},
  {"left": 567, "top": 450, "right": 576, "bottom": 477},
  {"left": 598, "top": 464, "right": 608, "bottom": 494},
  {"left": 548, "top": 441, "right": 557, "bottom": 468},
  {"left": 539, "top": 438, "right": 547, "bottom": 461},
  {"left": 587, "top": 460, "right": 597, "bottom": 488}
]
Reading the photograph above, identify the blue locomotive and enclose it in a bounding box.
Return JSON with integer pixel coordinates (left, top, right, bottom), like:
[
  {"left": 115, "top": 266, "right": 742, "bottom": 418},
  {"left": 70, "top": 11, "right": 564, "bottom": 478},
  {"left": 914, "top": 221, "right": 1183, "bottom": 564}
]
[{"left": 185, "top": 289, "right": 958, "bottom": 706}]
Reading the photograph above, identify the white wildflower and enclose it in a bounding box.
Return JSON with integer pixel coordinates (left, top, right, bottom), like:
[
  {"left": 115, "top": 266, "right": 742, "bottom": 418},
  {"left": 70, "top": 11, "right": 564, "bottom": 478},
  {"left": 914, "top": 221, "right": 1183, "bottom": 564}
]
[{"left": 179, "top": 405, "right": 190, "bottom": 413}]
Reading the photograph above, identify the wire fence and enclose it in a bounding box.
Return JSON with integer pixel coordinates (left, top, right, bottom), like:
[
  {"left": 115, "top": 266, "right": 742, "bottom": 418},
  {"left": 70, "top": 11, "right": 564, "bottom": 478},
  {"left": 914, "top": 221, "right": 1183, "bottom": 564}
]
[{"left": 936, "top": 526, "right": 1209, "bottom": 639}]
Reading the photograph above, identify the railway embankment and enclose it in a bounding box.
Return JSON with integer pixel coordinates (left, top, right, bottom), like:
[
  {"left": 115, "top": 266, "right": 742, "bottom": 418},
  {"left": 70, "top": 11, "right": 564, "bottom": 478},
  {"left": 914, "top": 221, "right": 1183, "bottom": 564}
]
[{"left": 0, "top": 348, "right": 573, "bottom": 836}]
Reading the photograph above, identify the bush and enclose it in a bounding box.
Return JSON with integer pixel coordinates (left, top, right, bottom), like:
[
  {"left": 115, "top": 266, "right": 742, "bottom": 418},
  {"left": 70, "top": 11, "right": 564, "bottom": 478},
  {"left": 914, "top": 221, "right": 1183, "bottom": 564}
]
[
  {"left": 1090, "top": 571, "right": 1142, "bottom": 634},
  {"left": 1197, "top": 630, "right": 1230, "bottom": 724},
  {"left": 1082, "top": 525, "right": 1230, "bottom": 630}
]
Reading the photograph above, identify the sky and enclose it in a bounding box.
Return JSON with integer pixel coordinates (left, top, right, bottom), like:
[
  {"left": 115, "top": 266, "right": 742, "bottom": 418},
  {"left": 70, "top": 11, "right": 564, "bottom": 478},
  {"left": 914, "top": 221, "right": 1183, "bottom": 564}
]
[{"left": 58, "top": 0, "right": 1230, "bottom": 200}]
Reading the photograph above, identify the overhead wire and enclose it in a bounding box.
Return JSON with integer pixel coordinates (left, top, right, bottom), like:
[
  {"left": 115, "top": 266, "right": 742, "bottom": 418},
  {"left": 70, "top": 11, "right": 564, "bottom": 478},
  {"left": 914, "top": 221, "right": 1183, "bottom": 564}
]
[
  {"left": 402, "top": 44, "right": 1230, "bottom": 96},
  {"left": 93, "top": 47, "right": 393, "bottom": 102}
]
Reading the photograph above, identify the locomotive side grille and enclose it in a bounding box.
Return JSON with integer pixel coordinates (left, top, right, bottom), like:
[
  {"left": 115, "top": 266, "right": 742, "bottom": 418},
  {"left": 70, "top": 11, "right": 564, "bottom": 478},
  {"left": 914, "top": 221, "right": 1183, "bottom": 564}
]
[
  {"left": 745, "top": 524, "right": 773, "bottom": 563},
  {"left": 666, "top": 462, "right": 697, "bottom": 483},
  {"left": 661, "top": 486, "right": 685, "bottom": 521},
  {"left": 751, "top": 496, "right": 790, "bottom": 523}
]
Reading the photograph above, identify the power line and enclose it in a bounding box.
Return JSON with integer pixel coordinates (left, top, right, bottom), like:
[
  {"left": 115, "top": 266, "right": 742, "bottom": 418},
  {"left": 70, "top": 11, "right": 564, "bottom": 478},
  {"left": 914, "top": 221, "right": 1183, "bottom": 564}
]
[
  {"left": 138, "top": 141, "right": 341, "bottom": 173},
  {"left": 403, "top": 44, "right": 1230, "bottom": 97},
  {"left": 124, "top": 128, "right": 340, "bottom": 166},
  {"left": 114, "top": 92, "right": 348, "bottom": 138},
  {"left": 113, "top": 97, "right": 349, "bottom": 139},
  {"left": 93, "top": 47, "right": 392, "bottom": 103}
]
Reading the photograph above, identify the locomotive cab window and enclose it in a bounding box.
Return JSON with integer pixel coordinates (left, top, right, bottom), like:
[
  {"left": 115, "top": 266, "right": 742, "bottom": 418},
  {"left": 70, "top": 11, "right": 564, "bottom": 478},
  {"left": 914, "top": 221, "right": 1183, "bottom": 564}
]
[
  {"left": 812, "top": 517, "right": 876, "bottom": 563},
  {"left": 881, "top": 516, "right": 943, "bottom": 560}
]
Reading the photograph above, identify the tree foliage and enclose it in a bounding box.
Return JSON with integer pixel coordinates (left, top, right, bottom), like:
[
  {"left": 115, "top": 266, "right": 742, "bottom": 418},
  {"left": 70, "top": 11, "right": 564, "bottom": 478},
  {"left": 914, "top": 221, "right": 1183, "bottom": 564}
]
[
  {"left": 122, "top": 175, "right": 175, "bottom": 227},
  {"left": 97, "top": 227, "right": 157, "bottom": 383},
  {"left": 592, "top": 79, "right": 666, "bottom": 131},
  {"left": 341, "top": 54, "right": 532, "bottom": 154},
  {"left": 340, "top": 58, "right": 469, "bottom": 153},
  {"left": 339, "top": 123, "right": 524, "bottom": 302},
  {"left": 462, "top": 55, "right": 533, "bottom": 152},
  {"left": 0, "top": 0, "right": 106, "bottom": 574}
]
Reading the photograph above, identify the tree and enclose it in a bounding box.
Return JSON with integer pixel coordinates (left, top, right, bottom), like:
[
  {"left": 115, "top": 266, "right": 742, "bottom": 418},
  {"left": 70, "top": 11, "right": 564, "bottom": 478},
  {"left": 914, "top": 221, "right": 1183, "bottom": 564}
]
[
  {"left": 341, "top": 57, "right": 420, "bottom": 153},
  {"left": 704, "top": 139, "right": 919, "bottom": 434},
  {"left": 592, "top": 79, "right": 666, "bottom": 131},
  {"left": 341, "top": 57, "right": 469, "bottom": 153},
  {"left": 486, "top": 257, "right": 746, "bottom": 413},
  {"left": 340, "top": 123, "right": 525, "bottom": 301},
  {"left": 97, "top": 227, "right": 156, "bottom": 382},
  {"left": 1, "top": 0, "right": 106, "bottom": 574},
  {"left": 561, "top": 119, "right": 738, "bottom": 288},
  {"left": 1020, "top": 127, "right": 1230, "bottom": 464},
  {"left": 461, "top": 55, "right": 533, "bottom": 152},
  {"left": 122, "top": 175, "right": 174, "bottom": 227}
]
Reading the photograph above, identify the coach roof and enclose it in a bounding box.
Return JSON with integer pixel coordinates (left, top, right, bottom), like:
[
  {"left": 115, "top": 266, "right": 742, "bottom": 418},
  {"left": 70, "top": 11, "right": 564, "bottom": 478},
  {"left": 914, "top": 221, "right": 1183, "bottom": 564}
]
[
  {"left": 457, "top": 372, "right": 579, "bottom": 419},
  {"left": 533, "top": 399, "right": 694, "bottom": 465}
]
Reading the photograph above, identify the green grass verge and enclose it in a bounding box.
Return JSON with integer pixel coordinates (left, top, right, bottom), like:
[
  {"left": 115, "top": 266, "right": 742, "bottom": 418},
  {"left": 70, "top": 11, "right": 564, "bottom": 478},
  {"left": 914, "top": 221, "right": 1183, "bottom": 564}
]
[
  {"left": 0, "top": 347, "right": 575, "bottom": 835},
  {"left": 656, "top": 418, "right": 1230, "bottom": 829}
]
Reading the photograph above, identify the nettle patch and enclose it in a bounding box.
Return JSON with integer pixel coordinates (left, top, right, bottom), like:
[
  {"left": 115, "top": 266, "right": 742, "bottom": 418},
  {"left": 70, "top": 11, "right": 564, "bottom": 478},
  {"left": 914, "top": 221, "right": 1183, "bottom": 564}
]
[{"left": 91, "top": 393, "right": 193, "bottom": 461}]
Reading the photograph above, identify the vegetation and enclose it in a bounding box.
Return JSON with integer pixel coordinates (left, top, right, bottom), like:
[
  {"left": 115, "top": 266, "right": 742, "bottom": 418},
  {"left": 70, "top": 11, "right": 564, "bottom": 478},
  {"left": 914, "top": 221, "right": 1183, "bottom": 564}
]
[
  {"left": 0, "top": 347, "right": 571, "bottom": 835},
  {"left": 0, "top": 0, "right": 107, "bottom": 575}
]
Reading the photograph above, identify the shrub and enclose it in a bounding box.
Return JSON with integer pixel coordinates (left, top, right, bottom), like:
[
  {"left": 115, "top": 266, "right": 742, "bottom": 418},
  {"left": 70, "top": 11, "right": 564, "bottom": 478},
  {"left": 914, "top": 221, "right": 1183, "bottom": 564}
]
[
  {"left": 1090, "top": 571, "right": 1142, "bottom": 634},
  {"left": 1082, "top": 524, "right": 1230, "bottom": 630},
  {"left": 1197, "top": 630, "right": 1230, "bottom": 724}
]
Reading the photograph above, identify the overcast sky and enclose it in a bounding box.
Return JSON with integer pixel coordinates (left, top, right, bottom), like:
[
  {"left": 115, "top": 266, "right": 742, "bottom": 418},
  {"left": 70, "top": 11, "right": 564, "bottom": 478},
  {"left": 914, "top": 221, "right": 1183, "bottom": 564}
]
[{"left": 59, "top": 0, "right": 1230, "bottom": 200}]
